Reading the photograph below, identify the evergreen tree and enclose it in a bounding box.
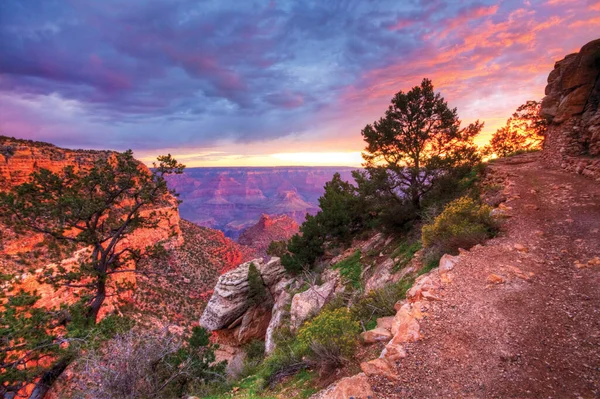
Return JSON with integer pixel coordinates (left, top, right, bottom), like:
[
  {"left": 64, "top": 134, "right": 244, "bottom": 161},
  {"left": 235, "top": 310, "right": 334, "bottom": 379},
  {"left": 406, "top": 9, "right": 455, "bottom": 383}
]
[
  {"left": 361, "top": 78, "right": 482, "bottom": 211},
  {"left": 0, "top": 151, "right": 184, "bottom": 398},
  {"left": 489, "top": 100, "right": 547, "bottom": 157},
  {"left": 247, "top": 263, "right": 267, "bottom": 305}
]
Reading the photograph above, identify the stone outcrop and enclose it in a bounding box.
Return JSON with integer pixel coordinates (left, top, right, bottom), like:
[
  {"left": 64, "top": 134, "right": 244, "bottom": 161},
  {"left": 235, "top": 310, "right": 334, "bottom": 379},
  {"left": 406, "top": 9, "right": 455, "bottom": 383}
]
[
  {"left": 313, "top": 252, "right": 457, "bottom": 398},
  {"left": 199, "top": 257, "right": 286, "bottom": 332},
  {"left": 541, "top": 38, "right": 600, "bottom": 180},
  {"left": 289, "top": 279, "right": 337, "bottom": 330},
  {"left": 0, "top": 136, "right": 183, "bottom": 259},
  {"left": 265, "top": 289, "right": 292, "bottom": 354},
  {"left": 310, "top": 373, "right": 376, "bottom": 399},
  {"left": 238, "top": 214, "right": 299, "bottom": 256}
]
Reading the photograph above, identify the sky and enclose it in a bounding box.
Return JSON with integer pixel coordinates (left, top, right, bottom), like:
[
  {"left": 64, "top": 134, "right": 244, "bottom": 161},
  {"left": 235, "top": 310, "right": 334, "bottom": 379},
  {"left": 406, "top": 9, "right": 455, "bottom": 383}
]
[{"left": 0, "top": 0, "right": 598, "bottom": 167}]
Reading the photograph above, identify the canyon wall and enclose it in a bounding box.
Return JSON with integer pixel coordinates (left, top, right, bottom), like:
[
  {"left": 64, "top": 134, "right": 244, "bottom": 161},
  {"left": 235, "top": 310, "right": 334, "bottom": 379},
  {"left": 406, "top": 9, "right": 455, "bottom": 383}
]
[
  {"left": 0, "top": 136, "right": 182, "bottom": 258},
  {"left": 541, "top": 38, "right": 600, "bottom": 180},
  {"left": 166, "top": 167, "right": 356, "bottom": 238},
  {"left": 238, "top": 214, "right": 298, "bottom": 256},
  {"left": 0, "top": 136, "right": 182, "bottom": 319}
]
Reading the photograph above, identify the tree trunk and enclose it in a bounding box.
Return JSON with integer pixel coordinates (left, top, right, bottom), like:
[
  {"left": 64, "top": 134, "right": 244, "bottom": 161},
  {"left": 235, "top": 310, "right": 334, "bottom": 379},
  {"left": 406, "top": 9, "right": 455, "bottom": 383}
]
[
  {"left": 412, "top": 192, "right": 421, "bottom": 209},
  {"left": 28, "top": 358, "right": 71, "bottom": 399},
  {"left": 88, "top": 277, "right": 106, "bottom": 323}
]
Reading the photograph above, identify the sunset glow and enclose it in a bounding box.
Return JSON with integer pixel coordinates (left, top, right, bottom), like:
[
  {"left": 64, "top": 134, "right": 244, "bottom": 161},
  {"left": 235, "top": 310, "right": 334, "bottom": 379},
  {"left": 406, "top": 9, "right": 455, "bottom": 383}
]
[{"left": 0, "top": 0, "right": 598, "bottom": 166}]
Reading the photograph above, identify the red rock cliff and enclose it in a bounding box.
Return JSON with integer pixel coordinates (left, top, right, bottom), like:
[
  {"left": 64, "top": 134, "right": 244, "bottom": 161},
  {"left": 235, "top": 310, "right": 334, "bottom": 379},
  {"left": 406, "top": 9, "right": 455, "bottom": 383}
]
[
  {"left": 0, "top": 136, "right": 183, "bottom": 318},
  {"left": 541, "top": 38, "right": 600, "bottom": 180}
]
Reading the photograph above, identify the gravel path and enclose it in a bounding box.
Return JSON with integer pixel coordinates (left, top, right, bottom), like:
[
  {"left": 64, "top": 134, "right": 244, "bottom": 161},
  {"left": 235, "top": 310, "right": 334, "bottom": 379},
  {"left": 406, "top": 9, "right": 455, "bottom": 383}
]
[{"left": 371, "top": 154, "right": 600, "bottom": 399}]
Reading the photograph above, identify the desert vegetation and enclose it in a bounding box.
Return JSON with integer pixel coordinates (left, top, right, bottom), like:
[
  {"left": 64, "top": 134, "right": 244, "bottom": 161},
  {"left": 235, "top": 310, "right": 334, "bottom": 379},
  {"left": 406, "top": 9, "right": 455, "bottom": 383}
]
[
  {"left": 196, "top": 78, "right": 507, "bottom": 398},
  {"left": 0, "top": 152, "right": 186, "bottom": 398},
  {"left": 487, "top": 100, "right": 547, "bottom": 157}
]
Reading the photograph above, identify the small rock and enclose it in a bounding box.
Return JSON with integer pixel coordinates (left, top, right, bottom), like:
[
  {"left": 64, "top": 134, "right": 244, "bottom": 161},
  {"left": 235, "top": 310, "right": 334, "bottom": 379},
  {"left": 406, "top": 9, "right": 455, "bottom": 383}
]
[
  {"left": 513, "top": 244, "right": 528, "bottom": 252},
  {"left": 312, "top": 373, "right": 374, "bottom": 399},
  {"left": 376, "top": 316, "right": 394, "bottom": 331},
  {"left": 390, "top": 303, "right": 422, "bottom": 342},
  {"left": 361, "top": 327, "right": 392, "bottom": 344},
  {"left": 360, "top": 358, "right": 398, "bottom": 380},
  {"left": 487, "top": 274, "right": 506, "bottom": 284},
  {"left": 381, "top": 342, "right": 407, "bottom": 361}
]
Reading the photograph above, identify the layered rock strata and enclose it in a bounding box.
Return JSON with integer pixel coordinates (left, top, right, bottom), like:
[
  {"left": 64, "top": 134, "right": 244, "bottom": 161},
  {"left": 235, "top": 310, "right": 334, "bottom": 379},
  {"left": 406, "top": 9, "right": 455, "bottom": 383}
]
[{"left": 541, "top": 38, "right": 600, "bottom": 180}]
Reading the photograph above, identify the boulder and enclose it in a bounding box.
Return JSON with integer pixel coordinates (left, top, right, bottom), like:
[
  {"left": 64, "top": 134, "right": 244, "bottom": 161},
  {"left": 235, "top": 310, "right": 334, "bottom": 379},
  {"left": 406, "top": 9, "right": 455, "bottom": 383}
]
[
  {"left": 381, "top": 342, "right": 407, "bottom": 362},
  {"left": 290, "top": 279, "right": 337, "bottom": 330},
  {"left": 265, "top": 288, "right": 292, "bottom": 354},
  {"left": 376, "top": 316, "right": 394, "bottom": 330},
  {"left": 390, "top": 303, "right": 422, "bottom": 343},
  {"left": 200, "top": 257, "right": 285, "bottom": 331},
  {"left": 406, "top": 273, "right": 440, "bottom": 302},
  {"left": 364, "top": 258, "right": 395, "bottom": 293},
  {"left": 438, "top": 254, "right": 459, "bottom": 283},
  {"left": 311, "top": 373, "right": 376, "bottom": 399},
  {"left": 361, "top": 327, "right": 392, "bottom": 344},
  {"left": 360, "top": 358, "right": 398, "bottom": 380}
]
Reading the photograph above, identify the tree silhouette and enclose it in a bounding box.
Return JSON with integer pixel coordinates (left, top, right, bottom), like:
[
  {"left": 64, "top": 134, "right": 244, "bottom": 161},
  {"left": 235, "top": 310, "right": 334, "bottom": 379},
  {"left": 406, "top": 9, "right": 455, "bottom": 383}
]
[{"left": 361, "top": 78, "right": 482, "bottom": 210}]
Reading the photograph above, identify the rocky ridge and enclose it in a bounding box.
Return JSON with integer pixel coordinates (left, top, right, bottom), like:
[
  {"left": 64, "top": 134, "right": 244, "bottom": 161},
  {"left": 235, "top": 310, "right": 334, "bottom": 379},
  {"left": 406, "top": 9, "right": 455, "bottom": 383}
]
[
  {"left": 199, "top": 229, "right": 422, "bottom": 367},
  {"left": 238, "top": 214, "right": 299, "bottom": 256}
]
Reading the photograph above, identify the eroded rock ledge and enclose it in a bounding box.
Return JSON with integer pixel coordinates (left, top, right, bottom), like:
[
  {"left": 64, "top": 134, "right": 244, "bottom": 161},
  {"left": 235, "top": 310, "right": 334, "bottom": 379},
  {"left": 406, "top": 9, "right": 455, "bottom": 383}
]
[{"left": 541, "top": 38, "right": 600, "bottom": 180}]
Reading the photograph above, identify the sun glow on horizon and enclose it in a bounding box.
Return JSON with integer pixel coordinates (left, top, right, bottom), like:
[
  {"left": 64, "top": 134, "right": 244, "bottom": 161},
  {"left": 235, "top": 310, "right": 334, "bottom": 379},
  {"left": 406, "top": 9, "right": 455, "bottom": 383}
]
[{"left": 271, "top": 151, "right": 364, "bottom": 166}]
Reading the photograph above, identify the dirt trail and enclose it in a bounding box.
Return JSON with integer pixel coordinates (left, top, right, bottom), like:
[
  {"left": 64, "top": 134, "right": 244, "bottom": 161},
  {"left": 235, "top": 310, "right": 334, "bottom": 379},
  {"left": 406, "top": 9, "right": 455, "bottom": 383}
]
[{"left": 372, "top": 154, "right": 600, "bottom": 398}]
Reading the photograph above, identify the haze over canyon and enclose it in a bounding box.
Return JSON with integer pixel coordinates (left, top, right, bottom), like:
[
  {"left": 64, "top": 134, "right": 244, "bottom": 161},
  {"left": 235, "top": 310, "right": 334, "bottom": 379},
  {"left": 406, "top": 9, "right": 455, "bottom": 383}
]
[{"left": 166, "top": 167, "right": 355, "bottom": 238}]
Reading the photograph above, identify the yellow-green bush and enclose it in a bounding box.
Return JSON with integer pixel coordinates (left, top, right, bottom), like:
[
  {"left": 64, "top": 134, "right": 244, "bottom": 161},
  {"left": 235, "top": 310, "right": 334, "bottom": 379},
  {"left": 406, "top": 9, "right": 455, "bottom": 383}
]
[
  {"left": 421, "top": 196, "right": 497, "bottom": 254},
  {"left": 297, "top": 308, "right": 360, "bottom": 357}
]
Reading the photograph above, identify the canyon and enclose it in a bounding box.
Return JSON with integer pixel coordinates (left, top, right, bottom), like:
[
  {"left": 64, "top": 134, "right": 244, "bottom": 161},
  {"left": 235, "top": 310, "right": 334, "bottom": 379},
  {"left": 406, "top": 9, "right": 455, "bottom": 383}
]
[{"left": 166, "top": 167, "right": 356, "bottom": 239}]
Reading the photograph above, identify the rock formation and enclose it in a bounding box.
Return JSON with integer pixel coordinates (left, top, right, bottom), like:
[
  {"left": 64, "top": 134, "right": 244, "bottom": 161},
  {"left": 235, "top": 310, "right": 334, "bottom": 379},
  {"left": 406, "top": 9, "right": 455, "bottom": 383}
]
[
  {"left": 165, "top": 167, "right": 355, "bottom": 238},
  {"left": 238, "top": 214, "right": 299, "bottom": 256},
  {"left": 0, "top": 136, "right": 182, "bottom": 261},
  {"left": 200, "top": 257, "right": 287, "bottom": 337},
  {"left": 289, "top": 279, "right": 338, "bottom": 331},
  {"left": 265, "top": 289, "right": 292, "bottom": 354},
  {"left": 541, "top": 38, "right": 600, "bottom": 180},
  {"left": 311, "top": 252, "right": 457, "bottom": 399}
]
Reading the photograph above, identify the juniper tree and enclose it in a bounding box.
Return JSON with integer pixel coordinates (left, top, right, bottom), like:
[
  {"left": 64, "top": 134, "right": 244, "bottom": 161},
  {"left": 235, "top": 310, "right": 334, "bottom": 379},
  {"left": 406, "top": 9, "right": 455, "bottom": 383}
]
[
  {"left": 361, "top": 78, "right": 482, "bottom": 211},
  {"left": 0, "top": 150, "right": 184, "bottom": 398}
]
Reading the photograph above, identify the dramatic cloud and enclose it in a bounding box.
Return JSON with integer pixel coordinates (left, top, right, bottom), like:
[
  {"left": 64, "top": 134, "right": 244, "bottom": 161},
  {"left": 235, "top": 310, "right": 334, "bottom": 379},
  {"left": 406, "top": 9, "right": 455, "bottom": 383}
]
[{"left": 0, "top": 0, "right": 598, "bottom": 164}]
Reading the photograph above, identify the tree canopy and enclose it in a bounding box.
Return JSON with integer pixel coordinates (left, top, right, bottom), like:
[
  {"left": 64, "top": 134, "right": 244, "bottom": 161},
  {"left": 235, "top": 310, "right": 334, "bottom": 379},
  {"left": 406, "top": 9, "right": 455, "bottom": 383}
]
[
  {"left": 0, "top": 150, "right": 184, "bottom": 398},
  {"left": 488, "top": 100, "right": 547, "bottom": 157},
  {"left": 361, "top": 78, "right": 482, "bottom": 210}
]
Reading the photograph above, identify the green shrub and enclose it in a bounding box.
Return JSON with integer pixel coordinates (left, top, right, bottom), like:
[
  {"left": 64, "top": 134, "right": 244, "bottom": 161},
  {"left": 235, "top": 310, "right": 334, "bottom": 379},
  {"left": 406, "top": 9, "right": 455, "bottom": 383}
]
[
  {"left": 247, "top": 263, "right": 267, "bottom": 305},
  {"left": 244, "top": 339, "right": 266, "bottom": 364},
  {"left": 332, "top": 250, "right": 362, "bottom": 289},
  {"left": 350, "top": 278, "right": 413, "bottom": 328},
  {"left": 297, "top": 308, "right": 360, "bottom": 359},
  {"left": 267, "top": 241, "right": 288, "bottom": 258},
  {"left": 391, "top": 240, "right": 421, "bottom": 271},
  {"left": 421, "top": 196, "right": 497, "bottom": 255}
]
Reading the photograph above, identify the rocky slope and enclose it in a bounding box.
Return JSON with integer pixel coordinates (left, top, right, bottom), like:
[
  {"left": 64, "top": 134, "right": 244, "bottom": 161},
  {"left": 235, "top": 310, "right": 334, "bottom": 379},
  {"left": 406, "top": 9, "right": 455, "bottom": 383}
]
[
  {"left": 316, "top": 153, "right": 600, "bottom": 398},
  {"left": 238, "top": 214, "right": 299, "bottom": 256},
  {"left": 166, "top": 167, "right": 355, "bottom": 238},
  {"left": 199, "top": 229, "right": 418, "bottom": 367},
  {"left": 133, "top": 220, "right": 256, "bottom": 331},
  {"left": 541, "top": 38, "right": 600, "bottom": 180},
  {"left": 0, "top": 136, "right": 182, "bottom": 268}
]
